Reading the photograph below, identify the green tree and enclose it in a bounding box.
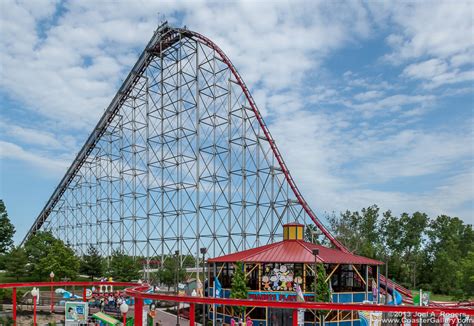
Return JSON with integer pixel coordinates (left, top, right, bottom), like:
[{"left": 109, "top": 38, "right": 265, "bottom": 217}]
[
  {"left": 424, "top": 215, "right": 471, "bottom": 294},
  {"left": 24, "top": 231, "right": 80, "bottom": 280},
  {"left": 309, "top": 263, "right": 331, "bottom": 322},
  {"left": 4, "top": 246, "right": 28, "bottom": 280},
  {"left": 108, "top": 250, "right": 141, "bottom": 281},
  {"left": 304, "top": 224, "right": 321, "bottom": 244},
  {"left": 37, "top": 241, "right": 80, "bottom": 280},
  {"left": 379, "top": 211, "right": 428, "bottom": 288},
  {"left": 154, "top": 255, "right": 185, "bottom": 291},
  {"left": 24, "top": 231, "right": 58, "bottom": 276},
  {"left": 230, "top": 262, "right": 249, "bottom": 317},
  {"left": 310, "top": 263, "right": 331, "bottom": 302},
  {"left": 80, "top": 245, "right": 104, "bottom": 280},
  {"left": 456, "top": 251, "right": 474, "bottom": 300},
  {"left": 0, "top": 200, "right": 15, "bottom": 254},
  {"left": 328, "top": 205, "right": 381, "bottom": 258}
]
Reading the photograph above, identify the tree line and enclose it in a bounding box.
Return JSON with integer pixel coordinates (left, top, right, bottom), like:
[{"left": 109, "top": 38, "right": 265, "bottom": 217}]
[
  {"left": 1, "top": 200, "right": 472, "bottom": 299},
  {"left": 305, "top": 205, "right": 473, "bottom": 300},
  {"left": 0, "top": 199, "right": 196, "bottom": 289}
]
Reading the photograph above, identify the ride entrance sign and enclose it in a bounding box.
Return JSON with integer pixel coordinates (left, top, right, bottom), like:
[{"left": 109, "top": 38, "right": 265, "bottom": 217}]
[{"left": 65, "top": 301, "right": 88, "bottom": 325}]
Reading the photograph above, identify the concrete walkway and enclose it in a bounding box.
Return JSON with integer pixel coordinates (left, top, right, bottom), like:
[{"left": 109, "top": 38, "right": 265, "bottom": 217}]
[{"left": 154, "top": 308, "right": 202, "bottom": 326}]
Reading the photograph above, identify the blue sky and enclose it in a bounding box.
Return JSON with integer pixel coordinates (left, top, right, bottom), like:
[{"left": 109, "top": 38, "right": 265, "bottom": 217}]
[{"left": 0, "top": 0, "right": 473, "bottom": 243}]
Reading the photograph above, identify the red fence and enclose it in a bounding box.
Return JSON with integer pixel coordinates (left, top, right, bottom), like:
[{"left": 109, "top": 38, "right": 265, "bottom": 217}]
[{"left": 1, "top": 282, "right": 473, "bottom": 326}]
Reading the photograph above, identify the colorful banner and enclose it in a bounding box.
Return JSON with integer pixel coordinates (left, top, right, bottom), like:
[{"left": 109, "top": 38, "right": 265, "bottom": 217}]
[
  {"left": 214, "top": 277, "right": 222, "bottom": 298},
  {"left": 295, "top": 283, "right": 305, "bottom": 302},
  {"left": 372, "top": 280, "right": 377, "bottom": 301}
]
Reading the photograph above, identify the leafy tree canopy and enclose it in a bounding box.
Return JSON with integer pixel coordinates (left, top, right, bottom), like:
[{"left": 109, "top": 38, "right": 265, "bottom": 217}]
[
  {"left": 80, "top": 245, "right": 104, "bottom": 280},
  {"left": 0, "top": 200, "right": 15, "bottom": 255},
  {"left": 153, "top": 255, "right": 186, "bottom": 290},
  {"left": 37, "top": 241, "right": 80, "bottom": 280},
  {"left": 5, "top": 246, "right": 28, "bottom": 280},
  {"left": 329, "top": 206, "right": 473, "bottom": 299},
  {"left": 230, "top": 262, "right": 249, "bottom": 317},
  {"left": 107, "top": 250, "right": 141, "bottom": 281},
  {"left": 24, "top": 231, "right": 80, "bottom": 280}
]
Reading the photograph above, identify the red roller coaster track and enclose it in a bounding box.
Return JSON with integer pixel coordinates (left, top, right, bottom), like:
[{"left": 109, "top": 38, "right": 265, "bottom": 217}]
[{"left": 20, "top": 24, "right": 461, "bottom": 308}]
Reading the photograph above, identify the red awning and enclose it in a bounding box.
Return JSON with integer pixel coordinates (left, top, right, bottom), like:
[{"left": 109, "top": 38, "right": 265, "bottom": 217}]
[{"left": 208, "top": 240, "right": 383, "bottom": 265}]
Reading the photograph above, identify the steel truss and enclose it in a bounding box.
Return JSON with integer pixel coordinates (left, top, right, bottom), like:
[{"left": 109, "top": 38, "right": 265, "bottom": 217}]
[{"left": 23, "top": 23, "right": 346, "bottom": 270}]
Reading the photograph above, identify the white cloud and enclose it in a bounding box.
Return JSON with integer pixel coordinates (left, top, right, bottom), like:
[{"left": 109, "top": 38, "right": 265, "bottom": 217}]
[
  {"left": 354, "top": 90, "right": 385, "bottom": 102},
  {"left": 385, "top": 2, "right": 473, "bottom": 61},
  {"left": 379, "top": 2, "right": 474, "bottom": 88},
  {"left": 403, "top": 59, "right": 448, "bottom": 79},
  {"left": 1, "top": 0, "right": 472, "bottom": 229},
  {"left": 1, "top": 122, "right": 61, "bottom": 148},
  {"left": 270, "top": 107, "right": 473, "bottom": 222},
  {"left": 0, "top": 140, "right": 69, "bottom": 174},
  {"left": 351, "top": 94, "right": 436, "bottom": 117},
  {"left": 402, "top": 58, "right": 474, "bottom": 89}
]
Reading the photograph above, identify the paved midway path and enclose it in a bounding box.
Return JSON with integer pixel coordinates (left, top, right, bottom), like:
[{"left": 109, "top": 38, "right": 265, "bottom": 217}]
[{"left": 154, "top": 308, "right": 201, "bottom": 326}]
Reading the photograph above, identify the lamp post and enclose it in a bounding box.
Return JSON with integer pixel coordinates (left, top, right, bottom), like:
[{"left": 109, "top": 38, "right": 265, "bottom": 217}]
[
  {"left": 49, "top": 271, "right": 54, "bottom": 313},
  {"left": 31, "top": 287, "right": 39, "bottom": 326},
  {"left": 50, "top": 271, "right": 55, "bottom": 313},
  {"left": 120, "top": 302, "right": 129, "bottom": 325},
  {"left": 200, "top": 247, "right": 207, "bottom": 326},
  {"left": 385, "top": 254, "right": 389, "bottom": 304},
  {"left": 175, "top": 250, "right": 180, "bottom": 326},
  {"left": 311, "top": 230, "right": 318, "bottom": 244},
  {"left": 312, "top": 249, "right": 319, "bottom": 326}
]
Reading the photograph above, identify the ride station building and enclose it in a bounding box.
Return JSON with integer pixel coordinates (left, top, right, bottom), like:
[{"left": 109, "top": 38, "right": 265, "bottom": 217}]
[{"left": 207, "top": 223, "right": 384, "bottom": 325}]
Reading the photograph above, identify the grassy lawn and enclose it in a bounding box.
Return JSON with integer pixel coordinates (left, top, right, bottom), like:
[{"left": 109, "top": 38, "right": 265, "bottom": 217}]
[
  {"left": 410, "top": 290, "right": 474, "bottom": 302},
  {"left": 429, "top": 293, "right": 456, "bottom": 302},
  {"left": 411, "top": 290, "right": 455, "bottom": 302},
  {"left": 0, "top": 272, "right": 92, "bottom": 284}
]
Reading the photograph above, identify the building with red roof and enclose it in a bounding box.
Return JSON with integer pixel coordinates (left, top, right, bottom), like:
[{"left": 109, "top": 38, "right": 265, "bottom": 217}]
[{"left": 205, "top": 223, "right": 384, "bottom": 325}]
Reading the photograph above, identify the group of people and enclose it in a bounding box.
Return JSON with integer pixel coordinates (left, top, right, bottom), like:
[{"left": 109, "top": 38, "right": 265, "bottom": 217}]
[
  {"left": 230, "top": 316, "right": 253, "bottom": 325},
  {"left": 90, "top": 291, "right": 125, "bottom": 312},
  {"left": 94, "top": 292, "right": 126, "bottom": 312}
]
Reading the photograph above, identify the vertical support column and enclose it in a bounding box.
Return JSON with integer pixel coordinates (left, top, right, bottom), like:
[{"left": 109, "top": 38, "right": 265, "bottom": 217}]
[
  {"left": 303, "top": 264, "right": 307, "bottom": 292},
  {"left": 159, "top": 38, "right": 165, "bottom": 267},
  {"left": 195, "top": 39, "right": 201, "bottom": 285},
  {"left": 145, "top": 75, "right": 151, "bottom": 281},
  {"left": 83, "top": 287, "right": 87, "bottom": 302},
  {"left": 377, "top": 265, "right": 380, "bottom": 304},
  {"left": 12, "top": 287, "right": 16, "bottom": 325},
  {"left": 189, "top": 303, "right": 195, "bottom": 326},
  {"left": 365, "top": 265, "right": 369, "bottom": 301},
  {"left": 227, "top": 77, "right": 232, "bottom": 254},
  {"left": 213, "top": 263, "right": 217, "bottom": 325},
  {"left": 33, "top": 295, "right": 37, "bottom": 326},
  {"left": 134, "top": 297, "right": 143, "bottom": 326},
  {"left": 292, "top": 309, "right": 298, "bottom": 326},
  {"left": 50, "top": 281, "right": 54, "bottom": 313}
]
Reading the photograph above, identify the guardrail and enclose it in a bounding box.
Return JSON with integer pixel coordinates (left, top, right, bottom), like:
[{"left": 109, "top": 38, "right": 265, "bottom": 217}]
[{"left": 1, "top": 282, "right": 472, "bottom": 325}]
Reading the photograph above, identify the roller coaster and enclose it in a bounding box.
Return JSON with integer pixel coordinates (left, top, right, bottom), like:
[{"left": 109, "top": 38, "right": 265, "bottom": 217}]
[{"left": 20, "top": 23, "right": 470, "bottom": 308}]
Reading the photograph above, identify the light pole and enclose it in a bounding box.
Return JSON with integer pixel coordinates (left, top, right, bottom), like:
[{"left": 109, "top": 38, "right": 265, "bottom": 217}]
[
  {"left": 50, "top": 271, "right": 55, "bottom": 313},
  {"left": 311, "top": 230, "right": 318, "bottom": 244},
  {"left": 175, "top": 250, "right": 180, "bottom": 326},
  {"left": 312, "top": 249, "right": 319, "bottom": 326},
  {"left": 200, "top": 247, "right": 207, "bottom": 326},
  {"left": 31, "top": 287, "right": 39, "bottom": 326},
  {"left": 120, "top": 302, "right": 129, "bottom": 326},
  {"left": 385, "top": 255, "right": 389, "bottom": 304}
]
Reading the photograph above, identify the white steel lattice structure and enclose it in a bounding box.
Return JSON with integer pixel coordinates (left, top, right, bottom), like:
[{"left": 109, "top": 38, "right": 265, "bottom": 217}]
[{"left": 22, "top": 23, "right": 347, "bottom": 269}]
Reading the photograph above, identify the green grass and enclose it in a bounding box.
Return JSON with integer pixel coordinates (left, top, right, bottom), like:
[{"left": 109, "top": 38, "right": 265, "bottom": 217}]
[
  {"left": 429, "top": 293, "right": 457, "bottom": 302},
  {"left": 410, "top": 290, "right": 474, "bottom": 302},
  {"left": 0, "top": 271, "right": 92, "bottom": 284}
]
